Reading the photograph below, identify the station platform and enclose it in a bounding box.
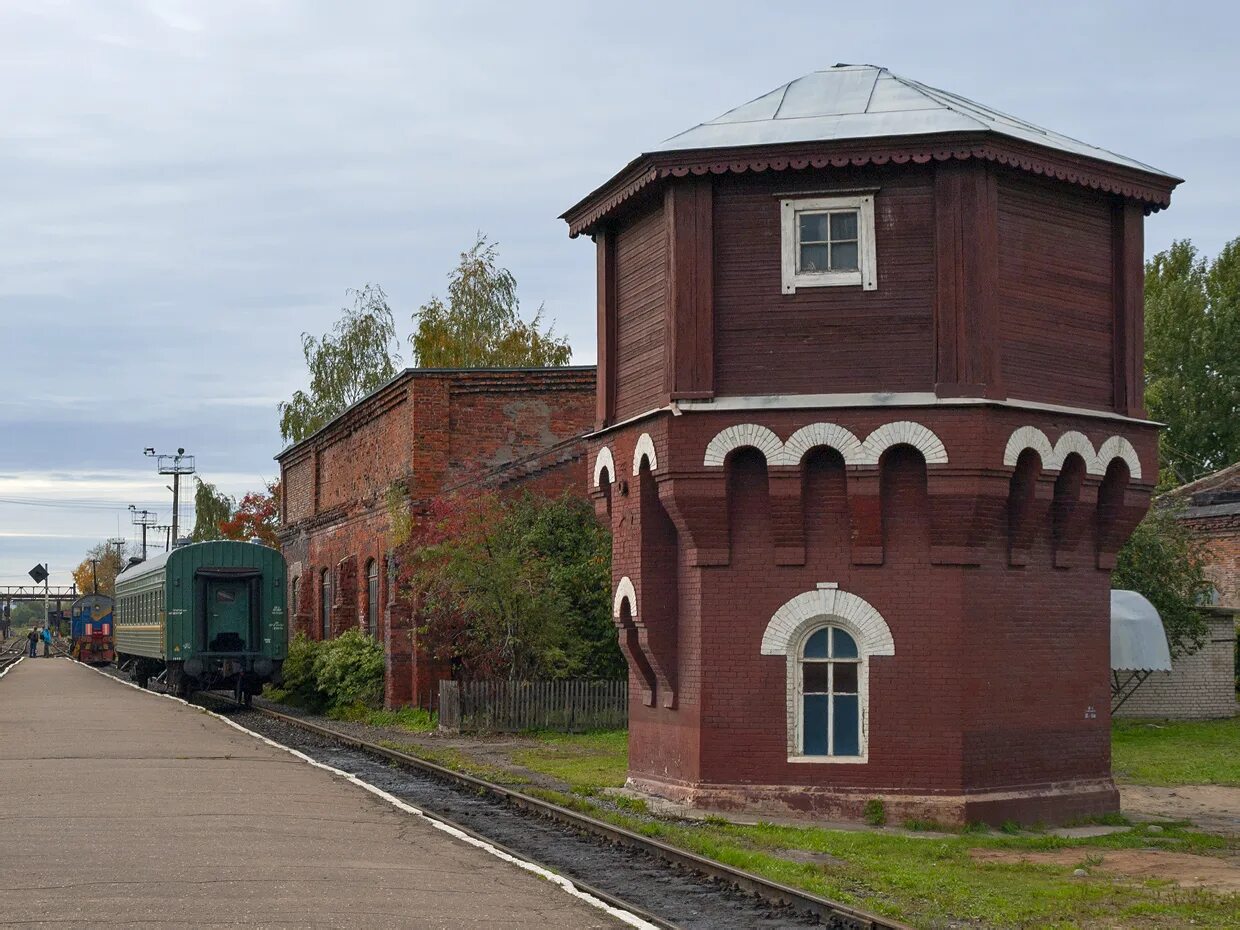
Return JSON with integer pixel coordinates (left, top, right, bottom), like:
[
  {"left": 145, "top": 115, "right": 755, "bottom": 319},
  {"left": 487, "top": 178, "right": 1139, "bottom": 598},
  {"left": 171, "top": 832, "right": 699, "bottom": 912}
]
[{"left": 0, "top": 658, "right": 624, "bottom": 928}]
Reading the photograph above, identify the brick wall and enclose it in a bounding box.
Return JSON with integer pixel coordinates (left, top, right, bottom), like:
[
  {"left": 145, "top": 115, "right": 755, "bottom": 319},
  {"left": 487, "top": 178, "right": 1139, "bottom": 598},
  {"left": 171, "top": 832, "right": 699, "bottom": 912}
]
[
  {"left": 277, "top": 367, "right": 596, "bottom": 708},
  {"left": 1115, "top": 611, "right": 1238, "bottom": 719},
  {"left": 594, "top": 405, "right": 1157, "bottom": 825}
]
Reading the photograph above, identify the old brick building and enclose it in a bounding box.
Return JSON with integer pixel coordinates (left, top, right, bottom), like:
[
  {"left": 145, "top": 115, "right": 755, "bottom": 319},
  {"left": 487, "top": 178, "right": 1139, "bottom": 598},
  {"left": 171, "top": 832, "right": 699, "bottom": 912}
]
[
  {"left": 564, "top": 65, "right": 1181, "bottom": 824},
  {"left": 1115, "top": 462, "right": 1239, "bottom": 720},
  {"left": 277, "top": 367, "right": 595, "bottom": 707}
]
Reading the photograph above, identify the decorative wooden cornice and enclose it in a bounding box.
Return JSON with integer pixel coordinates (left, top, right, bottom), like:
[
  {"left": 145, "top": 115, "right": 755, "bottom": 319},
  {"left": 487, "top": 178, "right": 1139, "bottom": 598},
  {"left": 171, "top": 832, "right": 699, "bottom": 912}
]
[{"left": 562, "top": 133, "right": 1180, "bottom": 238}]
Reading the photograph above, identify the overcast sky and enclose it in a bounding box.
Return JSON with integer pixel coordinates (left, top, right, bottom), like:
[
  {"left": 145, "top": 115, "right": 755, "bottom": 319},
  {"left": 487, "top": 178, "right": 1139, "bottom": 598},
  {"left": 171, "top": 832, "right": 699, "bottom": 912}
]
[{"left": 1, "top": 0, "right": 1236, "bottom": 587}]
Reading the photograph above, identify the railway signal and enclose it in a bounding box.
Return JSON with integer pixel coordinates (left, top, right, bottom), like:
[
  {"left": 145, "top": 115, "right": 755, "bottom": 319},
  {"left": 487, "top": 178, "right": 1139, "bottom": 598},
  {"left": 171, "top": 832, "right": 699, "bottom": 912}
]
[{"left": 144, "top": 447, "right": 195, "bottom": 548}]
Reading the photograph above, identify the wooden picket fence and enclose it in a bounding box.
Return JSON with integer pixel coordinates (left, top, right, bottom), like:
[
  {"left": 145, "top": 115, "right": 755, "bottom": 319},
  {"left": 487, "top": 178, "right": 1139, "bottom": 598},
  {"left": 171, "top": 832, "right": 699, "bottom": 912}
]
[{"left": 438, "top": 679, "right": 627, "bottom": 733}]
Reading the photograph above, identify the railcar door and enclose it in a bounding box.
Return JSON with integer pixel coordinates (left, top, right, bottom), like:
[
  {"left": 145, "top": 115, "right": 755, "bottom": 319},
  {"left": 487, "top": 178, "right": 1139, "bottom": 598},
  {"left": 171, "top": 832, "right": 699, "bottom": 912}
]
[{"left": 206, "top": 580, "right": 250, "bottom": 653}]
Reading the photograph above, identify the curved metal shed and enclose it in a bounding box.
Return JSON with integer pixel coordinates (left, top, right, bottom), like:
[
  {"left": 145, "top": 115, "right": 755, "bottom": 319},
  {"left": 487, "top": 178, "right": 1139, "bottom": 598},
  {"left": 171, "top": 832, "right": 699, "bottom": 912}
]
[
  {"left": 1110, "top": 589, "right": 1172, "bottom": 711},
  {"left": 1111, "top": 590, "right": 1172, "bottom": 672}
]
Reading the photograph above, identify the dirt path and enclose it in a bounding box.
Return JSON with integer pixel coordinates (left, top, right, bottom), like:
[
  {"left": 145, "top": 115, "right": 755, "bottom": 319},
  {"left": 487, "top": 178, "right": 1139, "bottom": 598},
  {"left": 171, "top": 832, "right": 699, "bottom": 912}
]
[
  {"left": 972, "top": 847, "right": 1240, "bottom": 891},
  {"left": 1121, "top": 784, "right": 1240, "bottom": 836}
]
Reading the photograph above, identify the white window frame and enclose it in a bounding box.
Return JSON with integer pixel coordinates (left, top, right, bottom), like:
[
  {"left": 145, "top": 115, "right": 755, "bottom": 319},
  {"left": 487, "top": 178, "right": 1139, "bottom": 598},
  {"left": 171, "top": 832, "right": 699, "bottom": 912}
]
[
  {"left": 780, "top": 194, "right": 877, "bottom": 294},
  {"left": 789, "top": 623, "right": 869, "bottom": 763}
]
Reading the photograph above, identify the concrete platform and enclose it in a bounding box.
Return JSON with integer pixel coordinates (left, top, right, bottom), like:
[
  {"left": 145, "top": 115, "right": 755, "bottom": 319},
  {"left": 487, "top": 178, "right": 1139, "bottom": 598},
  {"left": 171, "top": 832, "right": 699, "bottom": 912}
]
[{"left": 0, "top": 658, "right": 627, "bottom": 928}]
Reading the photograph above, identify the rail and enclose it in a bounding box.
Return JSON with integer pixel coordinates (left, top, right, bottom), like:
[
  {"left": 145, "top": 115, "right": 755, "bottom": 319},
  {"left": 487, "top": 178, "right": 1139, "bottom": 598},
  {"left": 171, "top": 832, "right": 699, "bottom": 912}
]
[{"left": 200, "top": 692, "right": 908, "bottom": 930}]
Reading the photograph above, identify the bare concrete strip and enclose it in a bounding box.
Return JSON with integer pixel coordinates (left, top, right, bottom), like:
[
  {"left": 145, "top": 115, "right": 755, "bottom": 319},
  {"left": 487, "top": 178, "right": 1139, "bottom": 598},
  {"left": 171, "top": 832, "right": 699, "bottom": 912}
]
[{"left": 0, "top": 658, "right": 633, "bottom": 929}]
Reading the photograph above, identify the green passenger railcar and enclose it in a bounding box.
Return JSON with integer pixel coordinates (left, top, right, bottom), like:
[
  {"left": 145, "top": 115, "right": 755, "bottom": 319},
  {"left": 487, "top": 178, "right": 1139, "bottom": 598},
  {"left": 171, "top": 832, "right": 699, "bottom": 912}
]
[{"left": 114, "top": 540, "right": 287, "bottom": 702}]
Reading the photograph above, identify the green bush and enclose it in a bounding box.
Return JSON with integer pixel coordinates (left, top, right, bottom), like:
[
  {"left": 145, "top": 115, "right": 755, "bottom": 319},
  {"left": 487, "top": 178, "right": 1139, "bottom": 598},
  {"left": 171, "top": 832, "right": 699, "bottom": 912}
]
[
  {"left": 313, "top": 629, "right": 385, "bottom": 708},
  {"left": 281, "top": 633, "right": 327, "bottom": 710},
  {"left": 275, "top": 631, "right": 384, "bottom": 712},
  {"left": 863, "top": 799, "right": 887, "bottom": 826}
]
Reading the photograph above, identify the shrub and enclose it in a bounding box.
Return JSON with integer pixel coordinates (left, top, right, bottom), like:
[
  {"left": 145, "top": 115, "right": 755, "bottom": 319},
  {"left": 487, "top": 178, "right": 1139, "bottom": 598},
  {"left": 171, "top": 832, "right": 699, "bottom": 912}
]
[
  {"left": 863, "top": 798, "right": 887, "bottom": 826},
  {"left": 312, "top": 629, "right": 385, "bottom": 708},
  {"left": 280, "top": 633, "right": 327, "bottom": 710}
]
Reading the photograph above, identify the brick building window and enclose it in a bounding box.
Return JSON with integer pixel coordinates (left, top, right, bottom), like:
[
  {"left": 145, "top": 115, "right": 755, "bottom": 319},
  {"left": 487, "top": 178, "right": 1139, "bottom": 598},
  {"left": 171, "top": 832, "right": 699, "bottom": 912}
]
[
  {"left": 290, "top": 576, "right": 299, "bottom": 616},
  {"left": 780, "top": 194, "right": 877, "bottom": 293},
  {"left": 799, "top": 626, "right": 862, "bottom": 758},
  {"left": 320, "top": 569, "right": 332, "bottom": 640},
  {"left": 366, "top": 558, "right": 379, "bottom": 638}
]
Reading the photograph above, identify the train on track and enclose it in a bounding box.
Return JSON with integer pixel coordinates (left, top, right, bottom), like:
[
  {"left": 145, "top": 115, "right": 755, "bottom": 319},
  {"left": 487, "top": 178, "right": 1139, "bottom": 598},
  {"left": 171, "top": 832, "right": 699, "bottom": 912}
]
[
  {"left": 114, "top": 540, "right": 287, "bottom": 703},
  {"left": 69, "top": 593, "right": 115, "bottom": 665}
]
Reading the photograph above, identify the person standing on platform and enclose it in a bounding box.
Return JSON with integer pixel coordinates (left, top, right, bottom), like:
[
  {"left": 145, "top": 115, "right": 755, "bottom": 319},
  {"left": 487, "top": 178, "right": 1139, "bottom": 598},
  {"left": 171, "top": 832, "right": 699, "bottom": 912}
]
[
  {"left": 41, "top": 626, "right": 51, "bottom": 657},
  {"left": 28, "top": 627, "right": 38, "bottom": 657}
]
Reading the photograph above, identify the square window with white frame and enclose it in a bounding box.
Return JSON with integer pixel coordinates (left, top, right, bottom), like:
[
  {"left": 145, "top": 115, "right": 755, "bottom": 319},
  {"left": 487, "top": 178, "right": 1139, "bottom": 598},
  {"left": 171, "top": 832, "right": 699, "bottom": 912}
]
[{"left": 780, "top": 194, "right": 877, "bottom": 293}]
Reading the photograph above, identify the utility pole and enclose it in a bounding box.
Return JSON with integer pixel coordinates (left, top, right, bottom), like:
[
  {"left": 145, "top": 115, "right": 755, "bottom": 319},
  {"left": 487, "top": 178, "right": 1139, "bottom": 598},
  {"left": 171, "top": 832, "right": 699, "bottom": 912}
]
[
  {"left": 128, "top": 505, "right": 158, "bottom": 560},
  {"left": 90, "top": 559, "right": 99, "bottom": 594},
  {"left": 155, "top": 524, "right": 173, "bottom": 552},
  {"left": 145, "top": 447, "right": 195, "bottom": 548}
]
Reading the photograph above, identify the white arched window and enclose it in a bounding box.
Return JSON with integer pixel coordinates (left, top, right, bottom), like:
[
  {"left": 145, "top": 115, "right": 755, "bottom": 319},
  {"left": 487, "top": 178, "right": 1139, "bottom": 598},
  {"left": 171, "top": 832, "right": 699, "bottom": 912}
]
[
  {"left": 366, "top": 559, "right": 379, "bottom": 638},
  {"left": 799, "top": 625, "right": 861, "bottom": 757},
  {"left": 761, "top": 586, "right": 894, "bottom": 764}
]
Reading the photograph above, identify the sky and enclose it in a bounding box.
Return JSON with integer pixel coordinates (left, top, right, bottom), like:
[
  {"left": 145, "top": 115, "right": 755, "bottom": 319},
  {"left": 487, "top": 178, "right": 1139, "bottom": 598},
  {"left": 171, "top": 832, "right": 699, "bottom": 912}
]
[{"left": 1, "top": 0, "right": 1237, "bottom": 587}]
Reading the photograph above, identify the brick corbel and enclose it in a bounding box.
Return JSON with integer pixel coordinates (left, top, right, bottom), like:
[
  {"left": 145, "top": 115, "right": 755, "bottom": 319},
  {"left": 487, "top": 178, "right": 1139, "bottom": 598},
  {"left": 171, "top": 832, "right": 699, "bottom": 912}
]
[
  {"left": 1009, "top": 474, "right": 1056, "bottom": 567},
  {"left": 1096, "top": 484, "right": 1151, "bottom": 570},
  {"left": 656, "top": 473, "right": 729, "bottom": 566},
  {"left": 847, "top": 467, "right": 883, "bottom": 565},
  {"left": 1053, "top": 478, "right": 1100, "bottom": 569},
  {"left": 768, "top": 467, "right": 805, "bottom": 565}
]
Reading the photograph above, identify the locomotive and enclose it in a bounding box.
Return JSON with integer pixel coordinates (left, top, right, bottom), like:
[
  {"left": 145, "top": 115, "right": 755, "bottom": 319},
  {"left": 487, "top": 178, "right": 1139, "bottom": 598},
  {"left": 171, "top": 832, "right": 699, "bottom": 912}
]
[
  {"left": 114, "top": 540, "right": 287, "bottom": 703},
  {"left": 69, "top": 593, "right": 115, "bottom": 665}
]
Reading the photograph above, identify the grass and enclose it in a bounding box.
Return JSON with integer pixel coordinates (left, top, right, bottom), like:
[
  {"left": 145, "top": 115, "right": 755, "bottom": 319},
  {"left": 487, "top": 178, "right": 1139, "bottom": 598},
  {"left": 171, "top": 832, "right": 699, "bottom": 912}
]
[
  {"left": 509, "top": 729, "right": 628, "bottom": 791},
  {"left": 326, "top": 702, "right": 438, "bottom": 733},
  {"left": 373, "top": 726, "right": 1239, "bottom": 928},
  {"left": 1112, "top": 717, "right": 1240, "bottom": 786}
]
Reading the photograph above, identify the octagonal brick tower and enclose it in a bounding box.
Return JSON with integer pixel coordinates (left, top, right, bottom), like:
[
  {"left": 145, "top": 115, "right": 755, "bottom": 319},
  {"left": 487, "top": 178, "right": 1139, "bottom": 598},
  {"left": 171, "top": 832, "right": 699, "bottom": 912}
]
[{"left": 563, "top": 65, "right": 1180, "bottom": 825}]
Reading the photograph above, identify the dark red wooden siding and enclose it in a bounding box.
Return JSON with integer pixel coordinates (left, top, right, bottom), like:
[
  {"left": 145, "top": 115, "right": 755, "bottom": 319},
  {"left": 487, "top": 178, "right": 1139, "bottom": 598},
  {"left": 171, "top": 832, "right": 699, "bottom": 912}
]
[
  {"left": 998, "top": 176, "right": 1115, "bottom": 410},
  {"left": 711, "top": 167, "right": 936, "bottom": 397},
  {"left": 614, "top": 202, "right": 668, "bottom": 419}
]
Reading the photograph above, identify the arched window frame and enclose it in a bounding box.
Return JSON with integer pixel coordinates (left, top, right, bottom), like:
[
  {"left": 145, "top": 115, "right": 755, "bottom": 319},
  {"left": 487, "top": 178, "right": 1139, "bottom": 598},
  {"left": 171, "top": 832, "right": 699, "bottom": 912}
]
[
  {"left": 365, "top": 558, "right": 379, "bottom": 639},
  {"left": 795, "top": 624, "right": 865, "bottom": 761},
  {"left": 761, "top": 586, "right": 894, "bottom": 764},
  {"left": 320, "top": 568, "right": 332, "bottom": 640}
]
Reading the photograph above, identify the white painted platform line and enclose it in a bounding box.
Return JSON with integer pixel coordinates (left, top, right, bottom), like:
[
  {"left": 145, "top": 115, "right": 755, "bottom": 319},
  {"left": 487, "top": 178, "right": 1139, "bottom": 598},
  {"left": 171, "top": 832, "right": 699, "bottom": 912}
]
[
  {"left": 0, "top": 655, "right": 26, "bottom": 680},
  {"left": 82, "top": 661, "right": 656, "bottom": 930}
]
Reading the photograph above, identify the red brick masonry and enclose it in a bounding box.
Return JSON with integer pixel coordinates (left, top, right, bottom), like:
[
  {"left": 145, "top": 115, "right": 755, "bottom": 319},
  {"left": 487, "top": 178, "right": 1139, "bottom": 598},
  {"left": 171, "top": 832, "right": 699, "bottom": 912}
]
[{"left": 277, "top": 367, "right": 595, "bottom": 708}]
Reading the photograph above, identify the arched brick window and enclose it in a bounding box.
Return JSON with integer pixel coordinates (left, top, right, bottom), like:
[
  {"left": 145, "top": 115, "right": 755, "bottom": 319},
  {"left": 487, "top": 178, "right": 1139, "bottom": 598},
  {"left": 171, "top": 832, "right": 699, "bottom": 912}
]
[
  {"left": 320, "top": 569, "right": 332, "bottom": 640},
  {"left": 290, "top": 576, "right": 299, "bottom": 619},
  {"left": 366, "top": 558, "right": 379, "bottom": 639},
  {"left": 799, "top": 626, "right": 862, "bottom": 757}
]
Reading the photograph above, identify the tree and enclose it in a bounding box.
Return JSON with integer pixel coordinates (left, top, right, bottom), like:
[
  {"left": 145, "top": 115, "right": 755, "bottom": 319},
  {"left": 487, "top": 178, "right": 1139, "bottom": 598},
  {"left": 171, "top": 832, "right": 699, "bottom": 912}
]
[
  {"left": 191, "top": 478, "right": 233, "bottom": 542},
  {"left": 411, "top": 235, "right": 571, "bottom": 369},
  {"left": 1145, "top": 239, "right": 1240, "bottom": 486},
  {"left": 71, "top": 542, "right": 131, "bottom": 598},
  {"left": 219, "top": 481, "right": 281, "bottom": 547},
  {"left": 279, "top": 284, "right": 401, "bottom": 444},
  {"left": 399, "top": 491, "right": 621, "bottom": 680},
  {"left": 1112, "top": 503, "right": 1212, "bottom": 660}
]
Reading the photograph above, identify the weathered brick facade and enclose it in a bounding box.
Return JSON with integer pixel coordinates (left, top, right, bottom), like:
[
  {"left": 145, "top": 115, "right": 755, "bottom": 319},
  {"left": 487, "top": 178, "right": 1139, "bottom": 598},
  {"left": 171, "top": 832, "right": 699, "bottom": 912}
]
[
  {"left": 1116, "top": 462, "right": 1240, "bottom": 720},
  {"left": 277, "top": 368, "right": 595, "bottom": 708},
  {"left": 566, "top": 66, "right": 1180, "bottom": 825}
]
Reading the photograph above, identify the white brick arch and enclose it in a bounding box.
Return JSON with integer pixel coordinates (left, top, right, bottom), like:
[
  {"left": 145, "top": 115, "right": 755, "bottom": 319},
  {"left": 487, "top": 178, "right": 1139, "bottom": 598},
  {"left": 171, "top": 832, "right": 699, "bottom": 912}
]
[
  {"left": 859, "top": 421, "right": 948, "bottom": 466},
  {"left": 761, "top": 587, "right": 895, "bottom": 658},
  {"left": 784, "top": 423, "right": 865, "bottom": 466},
  {"left": 632, "top": 433, "right": 658, "bottom": 475},
  {"left": 1097, "top": 435, "right": 1142, "bottom": 481},
  {"left": 1051, "top": 430, "right": 1102, "bottom": 475},
  {"left": 702, "top": 423, "right": 785, "bottom": 467},
  {"left": 1003, "top": 426, "right": 1055, "bottom": 469},
  {"left": 612, "top": 576, "right": 637, "bottom": 619},
  {"left": 762, "top": 586, "right": 894, "bottom": 762},
  {"left": 593, "top": 446, "right": 615, "bottom": 488}
]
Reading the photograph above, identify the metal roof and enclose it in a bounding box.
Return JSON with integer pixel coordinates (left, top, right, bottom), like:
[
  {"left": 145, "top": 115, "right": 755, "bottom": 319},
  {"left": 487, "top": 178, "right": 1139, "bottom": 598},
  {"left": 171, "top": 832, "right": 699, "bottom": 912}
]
[
  {"left": 653, "top": 64, "right": 1175, "bottom": 179},
  {"left": 1111, "top": 590, "right": 1172, "bottom": 672}
]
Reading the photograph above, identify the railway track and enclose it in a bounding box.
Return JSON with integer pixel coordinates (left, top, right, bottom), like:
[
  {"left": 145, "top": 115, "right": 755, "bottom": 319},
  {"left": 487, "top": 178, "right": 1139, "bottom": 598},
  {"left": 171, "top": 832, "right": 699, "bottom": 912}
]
[
  {"left": 183, "top": 688, "right": 909, "bottom": 930},
  {"left": 0, "top": 634, "right": 30, "bottom": 675}
]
